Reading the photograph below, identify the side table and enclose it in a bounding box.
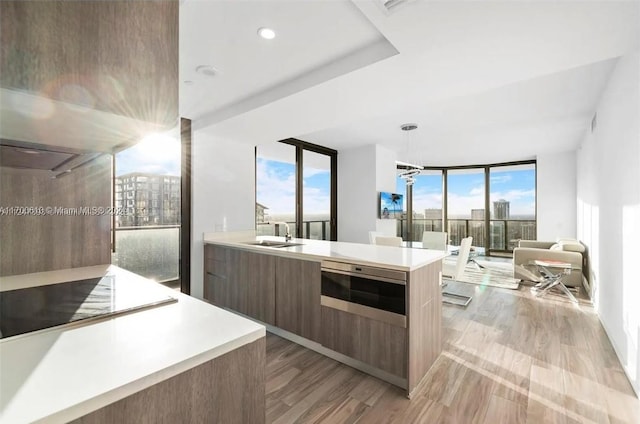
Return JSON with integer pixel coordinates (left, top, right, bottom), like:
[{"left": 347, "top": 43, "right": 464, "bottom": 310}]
[{"left": 529, "top": 259, "right": 578, "bottom": 303}]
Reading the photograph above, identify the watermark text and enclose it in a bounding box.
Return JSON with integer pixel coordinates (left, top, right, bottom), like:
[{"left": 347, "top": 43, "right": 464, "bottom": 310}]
[{"left": 0, "top": 206, "right": 127, "bottom": 217}]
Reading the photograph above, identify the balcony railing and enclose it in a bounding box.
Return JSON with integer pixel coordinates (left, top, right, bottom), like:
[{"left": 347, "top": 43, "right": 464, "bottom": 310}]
[
  {"left": 398, "top": 218, "right": 536, "bottom": 252},
  {"left": 112, "top": 225, "right": 179, "bottom": 283},
  {"left": 256, "top": 220, "right": 330, "bottom": 240}
]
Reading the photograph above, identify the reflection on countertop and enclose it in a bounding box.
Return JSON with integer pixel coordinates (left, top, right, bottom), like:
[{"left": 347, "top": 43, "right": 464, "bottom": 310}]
[{"left": 0, "top": 274, "right": 176, "bottom": 340}]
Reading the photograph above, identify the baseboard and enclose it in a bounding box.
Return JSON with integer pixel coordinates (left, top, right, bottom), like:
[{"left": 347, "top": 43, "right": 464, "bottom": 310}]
[{"left": 597, "top": 314, "right": 639, "bottom": 398}]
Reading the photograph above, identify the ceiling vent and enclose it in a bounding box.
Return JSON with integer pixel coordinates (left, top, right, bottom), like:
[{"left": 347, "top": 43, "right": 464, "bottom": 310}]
[{"left": 378, "top": 0, "right": 412, "bottom": 14}]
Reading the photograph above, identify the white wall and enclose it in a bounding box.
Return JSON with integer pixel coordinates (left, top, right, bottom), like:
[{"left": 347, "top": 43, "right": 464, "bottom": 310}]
[
  {"left": 375, "top": 145, "right": 399, "bottom": 236},
  {"left": 337, "top": 145, "right": 376, "bottom": 244},
  {"left": 536, "top": 151, "right": 577, "bottom": 240},
  {"left": 338, "top": 144, "right": 397, "bottom": 243},
  {"left": 577, "top": 52, "right": 640, "bottom": 395},
  {"left": 191, "top": 131, "right": 255, "bottom": 299}
]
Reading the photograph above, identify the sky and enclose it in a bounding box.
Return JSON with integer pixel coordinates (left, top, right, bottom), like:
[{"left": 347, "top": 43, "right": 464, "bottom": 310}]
[
  {"left": 396, "top": 168, "right": 536, "bottom": 218},
  {"left": 117, "top": 140, "right": 533, "bottom": 220},
  {"left": 116, "top": 134, "right": 180, "bottom": 177},
  {"left": 256, "top": 157, "right": 330, "bottom": 218}
]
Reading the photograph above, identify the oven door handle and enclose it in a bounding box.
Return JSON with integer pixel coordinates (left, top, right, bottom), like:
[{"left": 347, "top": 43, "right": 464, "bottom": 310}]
[
  {"left": 320, "top": 268, "right": 406, "bottom": 286},
  {"left": 320, "top": 296, "right": 406, "bottom": 328}
]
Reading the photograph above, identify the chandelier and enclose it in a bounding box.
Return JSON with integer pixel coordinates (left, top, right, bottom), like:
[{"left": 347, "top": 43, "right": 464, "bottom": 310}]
[{"left": 396, "top": 123, "right": 423, "bottom": 186}]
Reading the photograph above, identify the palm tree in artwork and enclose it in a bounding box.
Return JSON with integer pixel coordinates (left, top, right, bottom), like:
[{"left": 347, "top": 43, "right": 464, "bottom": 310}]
[{"left": 390, "top": 194, "right": 401, "bottom": 218}]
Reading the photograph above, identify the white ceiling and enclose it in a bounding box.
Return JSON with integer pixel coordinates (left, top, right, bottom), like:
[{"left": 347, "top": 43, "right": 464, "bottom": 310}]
[
  {"left": 180, "top": 0, "right": 397, "bottom": 122},
  {"left": 303, "top": 58, "right": 618, "bottom": 165},
  {"left": 184, "top": 0, "right": 640, "bottom": 165}
]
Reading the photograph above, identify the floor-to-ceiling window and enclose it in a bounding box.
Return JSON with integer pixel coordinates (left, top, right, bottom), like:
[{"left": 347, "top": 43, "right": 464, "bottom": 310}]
[
  {"left": 255, "top": 142, "right": 298, "bottom": 237},
  {"left": 488, "top": 163, "right": 536, "bottom": 253},
  {"left": 447, "top": 168, "right": 486, "bottom": 248},
  {"left": 112, "top": 130, "right": 181, "bottom": 286},
  {"left": 302, "top": 150, "right": 332, "bottom": 240},
  {"left": 256, "top": 139, "right": 337, "bottom": 240},
  {"left": 396, "top": 170, "right": 443, "bottom": 240},
  {"left": 397, "top": 160, "right": 536, "bottom": 255}
]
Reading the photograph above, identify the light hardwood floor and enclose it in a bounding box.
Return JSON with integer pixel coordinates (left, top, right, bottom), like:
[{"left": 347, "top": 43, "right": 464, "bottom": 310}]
[{"left": 265, "top": 280, "right": 639, "bottom": 423}]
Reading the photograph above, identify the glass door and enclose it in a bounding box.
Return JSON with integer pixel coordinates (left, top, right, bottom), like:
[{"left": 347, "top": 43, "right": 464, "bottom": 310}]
[
  {"left": 255, "top": 142, "right": 297, "bottom": 237},
  {"left": 256, "top": 139, "right": 337, "bottom": 241},
  {"left": 488, "top": 163, "right": 536, "bottom": 253},
  {"left": 446, "top": 168, "right": 486, "bottom": 250},
  {"left": 302, "top": 150, "right": 331, "bottom": 240},
  {"left": 113, "top": 129, "right": 181, "bottom": 287}
]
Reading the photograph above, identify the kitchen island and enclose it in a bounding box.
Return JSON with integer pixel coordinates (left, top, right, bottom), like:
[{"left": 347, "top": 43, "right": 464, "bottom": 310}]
[
  {"left": 0, "top": 265, "right": 265, "bottom": 424},
  {"left": 203, "top": 232, "right": 447, "bottom": 398}
]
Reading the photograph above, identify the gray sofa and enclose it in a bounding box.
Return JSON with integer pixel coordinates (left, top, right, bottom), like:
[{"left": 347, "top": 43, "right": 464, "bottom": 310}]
[{"left": 513, "top": 239, "right": 586, "bottom": 287}]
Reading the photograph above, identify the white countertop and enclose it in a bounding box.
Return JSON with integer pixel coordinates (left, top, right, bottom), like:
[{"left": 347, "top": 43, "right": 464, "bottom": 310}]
[
  {"left": 203, "top": 233, "right": 448, "bottom": 271},
  {"left": 0, "top": 265, "right": 265, "bottom": 424}
]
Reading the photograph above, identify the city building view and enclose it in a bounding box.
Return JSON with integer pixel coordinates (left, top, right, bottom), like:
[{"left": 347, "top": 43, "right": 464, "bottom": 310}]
[
  {"left": 112, "top": 135, "right": 181, "bottom": 283},
  {"left": 396, "top": 164, "right": 536, "bottom": 253},
  {"left": 115, "top": 173, "right": 181, "bottom": 227}
]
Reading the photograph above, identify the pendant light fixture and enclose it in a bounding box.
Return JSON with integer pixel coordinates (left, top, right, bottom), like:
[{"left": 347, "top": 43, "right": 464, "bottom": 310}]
[{"left": 396, "top": 123, "right": 423, "bottom": 186}]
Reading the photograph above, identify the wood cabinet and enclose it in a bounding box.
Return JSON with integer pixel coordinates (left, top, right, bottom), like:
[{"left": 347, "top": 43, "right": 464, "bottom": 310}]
[
  {"left": 1, "top": 1, "right": 178, "bottom": 132},
  {"left": 236, "top": 250, "right": 275, "bottom": 325},
  {"left": 204, "top": 244, "right": 230, "bottom": 307},
  {"left": 204, "top": 245, "right": 321, "bottom": 337},
  {"left": 204, "top": 242, "right": 442, "bottom": 397},
  {"left": 407, "top": 261, "right": 442, "bottom": 393},
  {"left": 275, "top": 257, "right": 321, "bottom": 343},
  {"left": 204, "top": 245, "right": 275, "bottom": 325},
  {"left": 72, "top": 338, "right": 265, "bottom": 424},
  {"left": 320, "top": 306, "right": 407, "bottom": 378}
]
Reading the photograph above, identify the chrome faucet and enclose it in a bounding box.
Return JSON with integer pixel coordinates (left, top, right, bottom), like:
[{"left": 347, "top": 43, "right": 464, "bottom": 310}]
[{"left": 272, "top": 222, "right": 292, "bottom": 242}]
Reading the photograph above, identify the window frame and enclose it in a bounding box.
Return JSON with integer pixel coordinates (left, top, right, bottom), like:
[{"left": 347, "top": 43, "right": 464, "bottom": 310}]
[
  {"left": 398, "top": 159, "right": 536, "bottom": 255},
  {"left": 255, "top": 138, "right": 338, "bottom": 241}
]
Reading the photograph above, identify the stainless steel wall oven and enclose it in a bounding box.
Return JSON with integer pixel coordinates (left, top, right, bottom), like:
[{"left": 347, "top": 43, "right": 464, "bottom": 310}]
[{"left": 320, "top": 261, "right": 406, "bottom": 327}]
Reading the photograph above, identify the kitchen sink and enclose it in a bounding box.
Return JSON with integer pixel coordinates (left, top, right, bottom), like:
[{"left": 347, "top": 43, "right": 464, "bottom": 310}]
[{"left": 244, "top": 240, "right": 304, "bottom": 248}]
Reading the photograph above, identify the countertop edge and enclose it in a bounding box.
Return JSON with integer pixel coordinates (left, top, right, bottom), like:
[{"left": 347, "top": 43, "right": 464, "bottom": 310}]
[{"left": 203, "top": 238, "right": 448, "bottom": 271}]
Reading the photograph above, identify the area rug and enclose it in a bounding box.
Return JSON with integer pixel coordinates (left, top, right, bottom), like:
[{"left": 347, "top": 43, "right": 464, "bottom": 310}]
[{"left": 443, "top": 258, "right": 520, "bottom": 289}]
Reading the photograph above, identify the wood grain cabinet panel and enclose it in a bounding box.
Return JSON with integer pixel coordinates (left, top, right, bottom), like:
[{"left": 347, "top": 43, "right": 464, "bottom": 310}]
[
  {"left": 239, "top": 250, "right": 276, "bottom": 325},
  {"left": 0, "top": 158, "right": 111, "bottom": 276},
  {"left": 320, "top": 306, "right": 407, "bottom": 378},
  {"left": 72, "top": 337, "right": 266, "bottom": 424},
  {"left": 204, "top": 244, "right": 230, "bottom": 307},
  {"left": 225, "top": 248, "right": 245, "bottom": 314},
  {"left": 275, "top": 257, "right": 321, "bottom": 342},
  {"left": 204, "top": 246, "right": 276, "bottom": 325},
  {"left": 407, "top": 261, "right": 442, "bottom": 395},
  {"left": 0, "top": 1, "right": 178, "bottom": 128}
]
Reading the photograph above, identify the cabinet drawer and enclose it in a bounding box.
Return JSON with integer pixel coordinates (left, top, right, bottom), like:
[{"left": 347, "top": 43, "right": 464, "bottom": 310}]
[
  {"left": 320, "top": 306, "right": 407, "bottom": 378},
  {"left": 205, "top": 272, "right": 228, "bottom": 307}
]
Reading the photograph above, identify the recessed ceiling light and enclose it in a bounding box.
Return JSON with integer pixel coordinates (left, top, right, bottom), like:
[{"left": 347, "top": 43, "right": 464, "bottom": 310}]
[
  {"left": 257, "top": 27, "right": 276, "bottom": 40},
  {"left": 195, "top": 65, "right": 217, "bottom": 77}
]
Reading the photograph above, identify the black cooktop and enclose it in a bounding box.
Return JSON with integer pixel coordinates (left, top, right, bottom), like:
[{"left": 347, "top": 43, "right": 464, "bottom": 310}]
[{"left": 0, "top": 275, "right": 176, "bottom": 340}]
